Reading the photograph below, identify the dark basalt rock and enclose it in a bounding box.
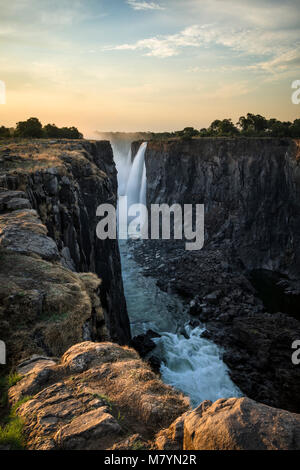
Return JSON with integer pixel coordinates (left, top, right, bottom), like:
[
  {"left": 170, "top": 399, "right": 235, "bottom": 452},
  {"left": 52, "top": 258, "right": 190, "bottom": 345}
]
[
  {"left": 130, "top": 137, "right": 300, "bottom": 413},
  {"left": 147, "top": 355, "right": 162, "bottom": 374}
]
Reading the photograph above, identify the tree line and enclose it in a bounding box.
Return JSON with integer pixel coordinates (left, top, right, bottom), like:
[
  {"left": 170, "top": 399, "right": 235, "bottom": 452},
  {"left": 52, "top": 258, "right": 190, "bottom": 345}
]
[
  {"left": 0, "top": 117, "right": 83, "bottom": 140},
  {"left": 148, "top": 114, "right": 300, "bottom": 140},
  {"left": 1, "top": 114, "right": 299, "bottom": 142}
]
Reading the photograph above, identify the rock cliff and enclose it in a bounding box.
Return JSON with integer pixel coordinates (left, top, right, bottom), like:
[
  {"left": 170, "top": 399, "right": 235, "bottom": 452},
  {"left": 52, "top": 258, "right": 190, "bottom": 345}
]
[
  {"left": 143, "top": 138, "right": 300, "bottom": 277},
  {"left": 0, "top": 140, "right": 130, "bottom": 367},
  {"left": 131, "top": 138, "right": 300, "bottom": 412}
]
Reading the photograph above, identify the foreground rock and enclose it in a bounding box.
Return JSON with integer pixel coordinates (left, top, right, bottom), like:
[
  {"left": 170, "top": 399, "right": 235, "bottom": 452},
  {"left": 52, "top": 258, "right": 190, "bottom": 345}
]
[
  {"left": 9, "top": 343, "right": 300, "bottom": 450},
  {"left": 9, "top": 342, "right": 189, "bottom": 450},
  {"left": 156, "top": 397, "right": 300, "bottom": 450}
]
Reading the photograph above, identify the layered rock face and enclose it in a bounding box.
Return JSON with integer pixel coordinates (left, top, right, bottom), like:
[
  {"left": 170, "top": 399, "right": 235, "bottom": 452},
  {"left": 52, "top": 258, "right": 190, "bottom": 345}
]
[
  {"left": 143, "top": 138, "right": 300, "bottom": 276},
  {"left": 131, "top": 138, "right": 300, "bottom": 412},
  {"left": 0, "top": 140, "right": 130, "bottom": 367}
]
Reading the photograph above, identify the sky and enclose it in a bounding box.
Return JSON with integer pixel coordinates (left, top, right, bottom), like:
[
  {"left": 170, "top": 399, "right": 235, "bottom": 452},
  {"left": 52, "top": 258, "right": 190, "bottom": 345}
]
[{"left": 0, "top": 0, "right": 299, "bottom": 137}]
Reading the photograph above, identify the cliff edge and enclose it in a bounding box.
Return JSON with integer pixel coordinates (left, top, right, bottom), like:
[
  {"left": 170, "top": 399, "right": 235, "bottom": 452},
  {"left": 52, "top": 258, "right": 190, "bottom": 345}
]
[{"left": 0, "top": 140, "right": 130, "bottom": 368}]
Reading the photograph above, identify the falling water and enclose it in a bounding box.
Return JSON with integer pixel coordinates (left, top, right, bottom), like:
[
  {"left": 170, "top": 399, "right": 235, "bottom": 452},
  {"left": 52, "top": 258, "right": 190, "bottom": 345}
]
[
  {"left": 126, "top": 142, "right": 147, "bottom": 208},
  {"left": 113, "top": 147, "right": 132, "bottom": 196}
]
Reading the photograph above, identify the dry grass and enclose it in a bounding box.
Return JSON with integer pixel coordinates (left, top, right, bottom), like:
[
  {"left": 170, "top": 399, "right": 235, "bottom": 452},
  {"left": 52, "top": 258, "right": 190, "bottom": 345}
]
[
  {"left": 76, "top": 356, "right": 190, "bottom": 436},
  {"left": 0, "top": 249, "right": 103, "bottom": 364}
]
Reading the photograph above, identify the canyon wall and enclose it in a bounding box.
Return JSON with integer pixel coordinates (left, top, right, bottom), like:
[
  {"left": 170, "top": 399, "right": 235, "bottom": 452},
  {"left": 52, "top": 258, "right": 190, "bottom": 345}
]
[
  {"left": 0, "top": 140, "right": 130, "bottom": 366},
  {"left": 143, "top": 138, "right": 300, "bottom": 277},
  {"left": 131, "top": 137, "right": 300, "bottom": 412}
]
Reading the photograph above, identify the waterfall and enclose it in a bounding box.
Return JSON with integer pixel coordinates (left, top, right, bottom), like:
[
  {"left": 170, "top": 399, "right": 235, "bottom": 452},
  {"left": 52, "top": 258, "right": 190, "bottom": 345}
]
[
  {"left": 126, "top": 142, "right": 147, "bottom": 208},
  {"left": 113, "top": 147, "right": 132, "bottom": 196}
]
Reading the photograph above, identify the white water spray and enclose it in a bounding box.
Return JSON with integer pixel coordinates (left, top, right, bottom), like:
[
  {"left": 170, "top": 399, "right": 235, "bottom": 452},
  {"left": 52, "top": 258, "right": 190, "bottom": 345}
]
[
  {"left": 113, "top": 147, "right": 132, "bottom": 196},
  {"left": 126, "top": 142, "right": 147, "bottom": 208},
  {"left": 155, "top": 325, "right": 241, "bottom": 407}
]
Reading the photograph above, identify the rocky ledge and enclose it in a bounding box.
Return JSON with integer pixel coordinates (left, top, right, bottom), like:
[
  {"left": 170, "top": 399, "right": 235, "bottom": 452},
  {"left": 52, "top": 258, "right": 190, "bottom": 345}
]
[
  {"left": 8, "top": 342, "right": 189, "bottom": 450},
  {"left": 7, "top": 341, "right": 300, "bottom": 450}
]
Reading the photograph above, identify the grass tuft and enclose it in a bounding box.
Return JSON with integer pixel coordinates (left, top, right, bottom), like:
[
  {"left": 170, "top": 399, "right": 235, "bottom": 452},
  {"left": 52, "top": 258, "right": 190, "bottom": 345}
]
[
  {"left": 0, "top": 373, "right": 28, "bottom": 450},
  {"left": 0, "top": 396, "right": 32, "bottom": 450},
  {"left": 0, "top": 415, "right": 25, "bottom": 450}
]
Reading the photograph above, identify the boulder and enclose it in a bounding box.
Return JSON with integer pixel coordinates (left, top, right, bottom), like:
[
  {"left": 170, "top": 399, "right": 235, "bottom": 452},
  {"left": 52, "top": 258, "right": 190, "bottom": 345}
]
[{"left": 183, "top": 397, "right": 300, "bottom": 450}]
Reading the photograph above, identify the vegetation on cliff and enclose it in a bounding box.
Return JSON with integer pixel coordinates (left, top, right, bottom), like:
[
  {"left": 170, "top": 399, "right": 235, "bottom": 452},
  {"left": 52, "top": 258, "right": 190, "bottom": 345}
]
[
  {"left": 0, "top": 117, "right": 83, "bottom": 140},
  {"left": 144, "top": 114, "right": 300, "bottom": 140}
]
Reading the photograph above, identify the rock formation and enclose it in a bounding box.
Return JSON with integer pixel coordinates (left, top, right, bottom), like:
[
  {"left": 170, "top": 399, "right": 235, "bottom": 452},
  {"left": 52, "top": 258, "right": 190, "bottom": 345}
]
[
  {"left": 0, "top": 140, "right": 130, "bottom": 368},
  {"left": 8, "top": 341, "right": 189, "bottom": 450},
  {"left": 156, "top": 396, "right": 300, "bottom": 450},
  {"left": 7, "top": 342, "right": 300, "bottom": 450},
  {"left": 131, "top": 138, "right": 300, "bottom": 412}
]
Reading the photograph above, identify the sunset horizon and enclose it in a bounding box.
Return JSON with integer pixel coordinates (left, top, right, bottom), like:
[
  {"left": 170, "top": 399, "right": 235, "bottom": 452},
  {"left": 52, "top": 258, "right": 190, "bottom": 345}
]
[{"left": 1, "top": 0, "right": 299, "bottom": 138}]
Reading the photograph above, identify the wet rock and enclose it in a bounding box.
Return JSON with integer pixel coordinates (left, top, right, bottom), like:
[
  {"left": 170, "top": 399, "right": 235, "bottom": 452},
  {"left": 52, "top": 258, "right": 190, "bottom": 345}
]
[
  {"left": 189, "top": 298, "right": 202, "bottom": 316},
  {"left": 131, "top": 334, "right": 156, "bottom": 358},
  {"left": 147, "top": 355, "right": 161, "bottom": 373},
  {"left": 189, "top": 319, "right": 201, "bottom": 329}
]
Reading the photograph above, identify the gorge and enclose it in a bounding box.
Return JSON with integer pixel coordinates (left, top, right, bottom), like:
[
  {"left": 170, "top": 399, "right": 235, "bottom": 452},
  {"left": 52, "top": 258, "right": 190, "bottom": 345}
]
[{"left": 1, "top": 136, "right": 300, "bottom": 450}]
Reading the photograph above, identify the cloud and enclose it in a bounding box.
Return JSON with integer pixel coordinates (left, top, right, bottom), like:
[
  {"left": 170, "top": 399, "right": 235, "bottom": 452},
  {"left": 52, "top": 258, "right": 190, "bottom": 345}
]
[
  {"left": 105, "top": 23, "right": 299, "bottom": 58},
  {"left": 104, "top": 22, "right": 300, "bottom": 79},
  {"left": 126, "top": 1, "right": 165, "bottom": 11}
]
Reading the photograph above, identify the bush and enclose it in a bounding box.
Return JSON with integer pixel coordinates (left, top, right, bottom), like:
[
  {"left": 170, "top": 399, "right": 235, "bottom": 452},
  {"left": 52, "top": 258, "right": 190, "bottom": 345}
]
[
  {"left": 0, "top": 126, "right": 10, "bottom": 139},
  {"left": 43, "top": 123, "right": 83, "bottom": 139}
]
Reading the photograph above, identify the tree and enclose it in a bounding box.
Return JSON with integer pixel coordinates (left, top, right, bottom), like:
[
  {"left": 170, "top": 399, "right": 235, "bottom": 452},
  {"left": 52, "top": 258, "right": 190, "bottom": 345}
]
[
  {"left": 208, "top": 119, "right": 239, "bottom": 136},
  {"left": 237, "top": 113, "right": 268, "bottom": 135},
  {"left": 199, "top": 128, "right": 209, "bottom": 137},
  {"left": 43, "top": 124, "right": 83, "bottom": 139},
  {"left": 291, "top": 119, "right": 300, "bottom": 138},
  {"left": 0, "top": 126, "right": 11, "bottom": 139},
  {"left": 43, "top": 123, "right": 61, "bottom": 138},
  {"left": 209, "top": 120, "right": 222, "bottom": 135},
  {"left": 15, "top": 117, "right": 43, "bottom": 138},
  {"left": 267, "top": 119, "right": 292, "bottom": 137},
  {"left": 59, "top": 126, "right": 83, "bottom": 139}
]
